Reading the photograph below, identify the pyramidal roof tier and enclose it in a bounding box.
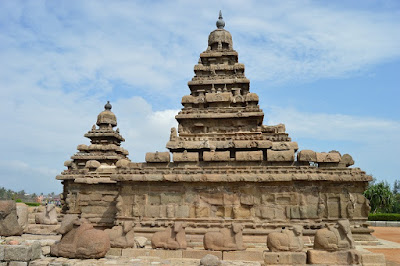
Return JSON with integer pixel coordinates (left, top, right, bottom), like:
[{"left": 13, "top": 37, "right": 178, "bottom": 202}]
[{"left": 168, "top": 12, "right": 291, "bottom": 156}]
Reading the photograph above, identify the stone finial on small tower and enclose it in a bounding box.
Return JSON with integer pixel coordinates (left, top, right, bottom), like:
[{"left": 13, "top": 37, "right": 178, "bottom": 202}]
[
  {"left": 216, "top": 10, "right": 225, "bottom": 29},
  {"left": 104, "top": 100, "right": 112, "bottom": 110}
]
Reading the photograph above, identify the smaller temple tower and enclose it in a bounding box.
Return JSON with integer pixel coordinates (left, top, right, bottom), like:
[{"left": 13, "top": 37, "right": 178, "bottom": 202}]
[{"left": 65, "top": 101, "right": 129, "bottom": 171}]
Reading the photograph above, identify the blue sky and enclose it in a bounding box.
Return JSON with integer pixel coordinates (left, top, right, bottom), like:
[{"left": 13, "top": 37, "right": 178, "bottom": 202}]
[{"left": 0, "top": 0, "right": 399, "bottom": 194}]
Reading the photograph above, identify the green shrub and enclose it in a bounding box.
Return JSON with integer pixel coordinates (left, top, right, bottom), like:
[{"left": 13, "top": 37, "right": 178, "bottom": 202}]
[
  {"left": 24, "top": 202, "right": 41, "bottom": 207},
  {"left": 15, "top": 199, "right": 22, "bottom": 202},
  {"left": 368, "top": 213, "right": 400, "bottom": 221}
]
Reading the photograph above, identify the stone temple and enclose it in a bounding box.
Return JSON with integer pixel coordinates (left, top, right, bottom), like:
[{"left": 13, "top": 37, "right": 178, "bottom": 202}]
[{"left": 57, "top": 13, "right": 373, "bottom": 245}]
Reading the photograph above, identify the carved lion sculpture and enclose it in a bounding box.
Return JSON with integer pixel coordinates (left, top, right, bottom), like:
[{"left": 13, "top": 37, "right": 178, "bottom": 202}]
[
  {"left": 105, "top": 221, "right": 135, "bottom": 248},
  {"left": 35, "top": 203, "right": 58, "bottom": 225},
  {"left": 151, "top": 222, "right": 187, "bottom": 250},
  {"left": 267, "top": 225, "right": 304, "bottom": 252},
  {"left": 203, "top": 223, "right": 245, "bottom": 251},
  {"left": 314, "top": 219, "right": 355, "bottom": 251},
  {"left": 50, "top": 214, "right": 110, "bottom": 259}
]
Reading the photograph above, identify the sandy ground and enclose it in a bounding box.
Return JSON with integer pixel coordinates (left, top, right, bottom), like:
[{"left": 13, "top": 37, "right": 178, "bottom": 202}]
[{"left": 366, "top": 226, "right": 400, "bottom": 265}]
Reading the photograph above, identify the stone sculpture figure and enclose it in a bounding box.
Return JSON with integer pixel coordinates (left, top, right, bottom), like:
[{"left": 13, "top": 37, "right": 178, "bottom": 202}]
[
  {"left": 35, "top": 203, "right": 58, "bottom": 225},
  {"left": 105, "top": 221, "right": 135, "bottom": 248},
  {"left": 313, "top": 219, "right": 355, "bottom": 251},
  {"left": 309, "top": 219, "right": 360, "bottom": 265},
  {"left": 151, "top": 222, "right": 187, "bottom": 250},
  {"left": 50, "top": 214, "right": 110, "bottom": 259},
  {"left": 267, "top": 225, "right": 304, "bottom": 252},
  {"left": 203, "top": 223, "right": 245, "bottom": 251},
  {"left": 0, "top": 200, "right": 23, "bottom": 236}
]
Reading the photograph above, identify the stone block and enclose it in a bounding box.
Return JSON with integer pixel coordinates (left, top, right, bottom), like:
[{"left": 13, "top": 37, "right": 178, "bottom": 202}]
[
  {"left": 361, "top": 253, "right": 385, "bottom": 265},
  {"left": 203, "top": 151, "right": 230, "bottom": 161},
  {"left": 106, "top": 248, "right": 122, "bottom": 256},
  {"left": 0, "top": 263, "right": 6, "bottom": 266},
  {"left": 30, "top": 241, "right": 42, "bottom": 260},
  {"left": 0, "top": 245, "right": 4, "bottom": 260},
  {"left": 8, "top": 262, "right": 28, "bottom": 266},
  {"left": 297, "top": 150, "right": 317, "bottom": 162},
  {"left": 121, "top": 248, "right": 151, "bottom": 257},
  {"left": 307, "top": 249, "right": 361, "bottom": 265},
  {"left": 257, "top": 140, "right": 273, "bottom": 149},
  {"left": 4, "top": 245, "right": 31, "bottom": 261},
  {"left": 173, "top": 152, "right": 199, "bottom": 162},
  {"left": 205, "top": 92, "right": 231, "bottom": 102},
  {"left": 236, "top": 151, "right": 263, "bottom": 161},
  {"left": 149, "top": 249, "right": 183, "bottom": 258},
  {"left": 386, "top": 221, "right": 399, "bottom": 227},
  {"left": 145, "top": 152, "right": 170, "bottom": 163},
  {"left": 223, "top": 250, "right": 263, "bottom": 261},
  {"left": 16, "top": 203, "right": 29, "bottom": 229},
  {"left": 263, "top": 251, "right": 306, "bottom": 265},
  {"left": 266, "top": 150, "right": 294, "bottom": 162},
  {"left": 183, "top": 249, "right": 222, "bottom": 260},
  {"left": 315, "top": 152, "right": 341, "bottom": 163},
  {"left": 271, "top": 141, "right": 298, "bottom": 151}
]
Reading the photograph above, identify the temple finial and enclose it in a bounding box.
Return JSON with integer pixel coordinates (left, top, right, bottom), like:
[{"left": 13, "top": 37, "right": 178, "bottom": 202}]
[
  {"left": 216, "top": 10, "right": 225, "bottom": 29},
  {"left": 105, "top": 101, "right": 112, "bottom": 110}
]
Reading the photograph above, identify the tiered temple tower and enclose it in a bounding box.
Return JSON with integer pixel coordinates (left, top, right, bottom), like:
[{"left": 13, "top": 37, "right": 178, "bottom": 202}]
[
  {"left": 167, "top": 11, "right": 294, "bottom": 164},
  {"left": 57, "top": 13, "right": 373, "bottom": 244}
]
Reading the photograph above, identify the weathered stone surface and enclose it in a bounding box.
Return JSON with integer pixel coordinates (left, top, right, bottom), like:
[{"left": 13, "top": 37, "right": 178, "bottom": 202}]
[
  {"left": 173, "top": 151, "right": 199, "bottom": 162},
  {"left": 223, "top": 250, "right": 263, "bottom": 261},
  {"left": 307, "top": 249, "right": 361, "bottom": 265},
  {"left": 145, "top": 151, "right": 170, "bottom": 163},
  {"left": 105, "top": 221, "right": 135, "bottom": 248},
  {"left": 24, "top": 224, "right": 59, "bottom": 235},
  {"left": 271, "top": 142, "right": 298, "bottom": 151},
  {"left": 4, "top": 241, "right": 41, "bottom": 261},
  {"left": 297, "top": 150, "right": 317, "bottom": 162},
  {"left": 50, "top": 215, "right": 110, "bottom": 259},
  {"left": 183, "top": 250, "right": 222, "bottom": 260},
  {"left": 263, "top": 251, "right": 306, "bottom": 265},
  {"left": 35, "top": 204, "right": 58, "bottom": 225},
  {"left": 204, "top": 223, "right": 245, "bottom": 251},
  {"left": 0, "top": 201, "right": 23, "bottom": 236},
  {"left": 85, "top": 160, "right": 101, "bottom": 169},
  {"left": 316, "top": 152, "right": 341, "bottom": 163},
  {"left": 200, "top": 253, "right": 221, "bottom": 266},
  {"left": 16, "top": 203, "right": 29, "bottom": 229},
  {"left": 361, "top": 253, "right": 386, "bottom": 265},
  {"left": 116, "top": 159, "right": 130, "bottom": 168},
  {"left": 266, "top": 150, "right": 294, "bottom": 162},
  {"left": 8, "top": 262, "right": 28, "bottom": 266},
  {"left": 266, "top": 225, "right": 303, "bottom": 252},
  {"left": 203, "top": 151, "right": 230, "bottom": 162},
  {"left": 134, "top": 236, "right": 148, "bottom": 248},
  {"left": 151, "top": 222, "right": 187, "bottom": 250},
  {"left": 235, "top": 151, "right": 263, "bottom": 161},
  {"left": 314, "top": 219, "right": 355, "bottom": 251}
]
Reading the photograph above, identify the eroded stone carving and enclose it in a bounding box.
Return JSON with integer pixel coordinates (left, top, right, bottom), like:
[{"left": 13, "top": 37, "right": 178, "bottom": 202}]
[
  {"left": 267, "top": 225, "right": 304, "bottom": 252},
  {"left": 0, "top": 200, "right": 23, "bottom": 236},
  {"left": 203, "top": 223, "right": 245, "bottom": 251},
  {"left": 35, "top": 203, "right": 58, "bottom": 225},
  {"left": 50, "top": 214, "right": 110, "bottom": 258},
  {"left": 105, "top": 221, "right": 135, "bottom": 248},
  {"left": 314, "top": 219, "right": 355, "bottom": 251},
  {"left": 151, "top": 222, "right": 187, "bottom": 250},
  {"left": 145, "top": 151, "right": 170, "bottom": 163}
]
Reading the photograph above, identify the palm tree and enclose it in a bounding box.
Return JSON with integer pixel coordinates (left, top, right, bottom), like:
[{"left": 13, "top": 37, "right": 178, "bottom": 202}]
[{"left": 364, "top": 181, "right": 394, "bottom": 213}]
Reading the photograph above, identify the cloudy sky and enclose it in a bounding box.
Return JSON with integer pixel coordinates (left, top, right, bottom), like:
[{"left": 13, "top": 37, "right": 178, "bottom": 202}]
[{"left": 1, "top": 0, "right": 399, "bottom": 194}]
